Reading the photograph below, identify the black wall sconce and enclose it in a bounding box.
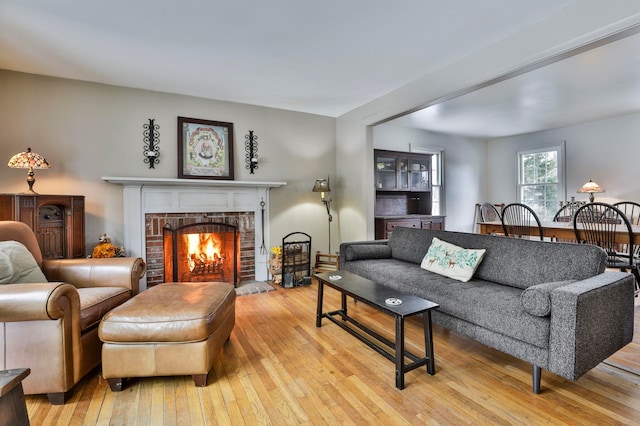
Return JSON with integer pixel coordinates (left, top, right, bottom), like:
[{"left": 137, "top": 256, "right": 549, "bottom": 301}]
[
  {"left": 143, "top": 118, "right": 160, "bottom": 168},
  {"left": 245, "top": 130, "right": 259, "bottom": 174}
]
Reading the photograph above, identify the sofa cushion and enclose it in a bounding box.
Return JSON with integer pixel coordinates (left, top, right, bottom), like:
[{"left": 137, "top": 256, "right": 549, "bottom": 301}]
[
  {"left": 345, "top": 244, "right": 392, "bottom": 261},
  {"left": 387, "top": 227, "right": 607, "bottom": 289},
  {"left": 78, "top": 287, "right": 132, "bottom": 331},
  {"left": 520, "top": 280, "right": 575, "bottom": 316},
  {"left": 0, "top": 240, "right": 47, "bottom": 284},
  {"left": 388, "top": 228, "right": 433, "bottom": 264},
  {"left": 343, "top": 258, "right": 551, "bottom": 348},
  {"left": 420, "top": 237, "right": 485, "bottom": 282}
]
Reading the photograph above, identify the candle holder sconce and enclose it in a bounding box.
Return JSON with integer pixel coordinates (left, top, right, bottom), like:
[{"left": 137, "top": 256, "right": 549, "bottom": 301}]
[
  {"left": 245, "top": 130, "right": 258, "bottom": 174},
  {"left": 143, "top": 118, "right": 160, "bottom": 169}
]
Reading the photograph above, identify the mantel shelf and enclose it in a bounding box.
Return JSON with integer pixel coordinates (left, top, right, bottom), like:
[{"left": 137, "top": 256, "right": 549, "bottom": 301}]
[{"left": 103, "top": 176, "right": 286, "bottom": 188}]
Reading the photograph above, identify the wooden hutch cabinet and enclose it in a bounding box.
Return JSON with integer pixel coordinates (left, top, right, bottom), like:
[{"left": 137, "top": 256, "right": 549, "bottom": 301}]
[
  {"left": 374, "top": 149, "right": 445, "bottom": 239},
  {"left": 0, "top": 194, "right": 85, "bottom": 259}
]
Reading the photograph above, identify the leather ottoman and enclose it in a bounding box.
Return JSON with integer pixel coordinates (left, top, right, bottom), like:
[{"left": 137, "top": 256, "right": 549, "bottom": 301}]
[{"left": 98, "top": 282, "right": 235, "bottom": 391}]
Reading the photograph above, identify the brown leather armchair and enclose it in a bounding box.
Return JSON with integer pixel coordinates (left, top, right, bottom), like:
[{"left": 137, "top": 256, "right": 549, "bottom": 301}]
[{"left": 0, "top": 221, "right": 146, "bottom": 404}]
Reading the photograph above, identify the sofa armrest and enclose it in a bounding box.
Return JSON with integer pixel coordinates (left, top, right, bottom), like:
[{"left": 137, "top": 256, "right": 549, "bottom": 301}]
[
  {"left": 548, "top": 271, "right": 635, "bottom": 380},
  {"left": 0, "top": 282, "right": 80, "bottom": 322},
  {"left": 339, "top": 240, "right": 388, "bottom": 267},
  {"left": 42, "top": 257, "right": 146, "bottom": 295}
]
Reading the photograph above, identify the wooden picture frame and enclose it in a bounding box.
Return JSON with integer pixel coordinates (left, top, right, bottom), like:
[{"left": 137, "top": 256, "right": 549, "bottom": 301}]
[{"left": 178, "top": 117, "right": 234, "bottom": 180}]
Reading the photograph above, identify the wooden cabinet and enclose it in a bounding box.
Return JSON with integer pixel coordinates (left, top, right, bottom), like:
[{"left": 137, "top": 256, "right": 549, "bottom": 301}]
[
  {"left": 0, "top": 194, "right": 85, "bottom": 259},
  {"left": 375, "top": 150, "right": 431, "bottom": 192},
  {"left": 421, "top": 216, "right": 444, "bottom": 230},
  {"left": 375, "top": 216, "right": 445, "bottom": 239},
  {"left": 374, "top": 149, "right": 434, "bottom": 218},
  {"left": 374, "top": 149, "right": 443, "bottom": 239}
]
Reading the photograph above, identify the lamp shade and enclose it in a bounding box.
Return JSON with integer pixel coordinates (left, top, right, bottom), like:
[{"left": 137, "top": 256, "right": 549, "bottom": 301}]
[
  {"left": 312, "top": 178, "right": 331, "bottom": 193},
  {"left": 8, "top": 147, "right": 50, "bottom": 170},
  {"left": 577, "top": 179, "right": 604, "bottom": 203},
  {"left": 577, "top": 180, "right": 604, "bottom": 194}
]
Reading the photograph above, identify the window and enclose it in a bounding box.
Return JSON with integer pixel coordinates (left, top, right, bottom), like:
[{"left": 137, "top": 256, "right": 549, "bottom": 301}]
[
  {"left": 517, "top": 143, "right": 565, "bottom": 221},
  {"left": 411, "top": 146, "right": 444, "bottom": 215}
]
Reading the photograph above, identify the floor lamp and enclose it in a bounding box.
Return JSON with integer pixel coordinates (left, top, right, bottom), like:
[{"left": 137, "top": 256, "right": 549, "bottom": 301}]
[{"left": 312, "top": 177, "right": 332, "bottom": 254}]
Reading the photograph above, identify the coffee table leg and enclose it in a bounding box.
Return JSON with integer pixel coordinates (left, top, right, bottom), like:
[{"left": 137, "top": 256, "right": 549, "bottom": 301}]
[
  {"left": 340, "top": 292, "right": 348, "bottom": 320},
  {"left": 395, "top": 315, "right": 405, "bottom": 390},
  {"left": 424, "top": 311, "right": 435, "bottom": 375},
  {"left": 316, "top": 279, "right": 324, "bottom": 327}
]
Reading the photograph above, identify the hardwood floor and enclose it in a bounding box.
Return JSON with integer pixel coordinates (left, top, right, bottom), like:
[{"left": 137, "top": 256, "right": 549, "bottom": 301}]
[{"left": 26, "top": 282, "right": 640, "bottom": 425}]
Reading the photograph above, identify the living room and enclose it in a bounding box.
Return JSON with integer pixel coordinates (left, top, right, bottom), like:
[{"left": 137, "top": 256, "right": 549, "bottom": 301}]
[{"left": 2, "top": 1, "right": 640, "bottom": 424}]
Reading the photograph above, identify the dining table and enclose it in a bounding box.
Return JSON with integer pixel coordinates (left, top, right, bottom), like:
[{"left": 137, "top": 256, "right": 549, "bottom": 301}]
[{"left": 478, "top": 220, "right": 640, "bottom": 245}]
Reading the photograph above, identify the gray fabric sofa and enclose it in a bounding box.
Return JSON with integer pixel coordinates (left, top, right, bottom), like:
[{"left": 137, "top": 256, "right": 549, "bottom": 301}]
[{"left": 339, "top": 226, "right": 635, "bottom": 393}]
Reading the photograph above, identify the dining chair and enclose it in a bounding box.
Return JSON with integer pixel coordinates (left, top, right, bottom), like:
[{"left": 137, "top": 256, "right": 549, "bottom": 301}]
[
  {"left": 573, "top": 202, "right": 640, "bottom": 296},
  {"left": 613, "top": 201, "right": 640, "bottom": 225},
  {"left": 480, "top": 202, "right": 504, "bottom": 222},
  {"left": 552, "top": 201, "right": 585, "bottom": 242},
  {"left": 552, "top": 200, "right": 585, "bottom": 223},
  {"left": 613, "top": 201, "right": 640, "bottom": 259},
  {"left": 501, "top": 203, "right": 544, "bottom": 240}
]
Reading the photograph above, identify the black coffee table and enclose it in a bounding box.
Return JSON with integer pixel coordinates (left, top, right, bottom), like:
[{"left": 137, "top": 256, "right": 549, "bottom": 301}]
[{"left": 315, "top": 270, "right": 439, "bottom": 389}]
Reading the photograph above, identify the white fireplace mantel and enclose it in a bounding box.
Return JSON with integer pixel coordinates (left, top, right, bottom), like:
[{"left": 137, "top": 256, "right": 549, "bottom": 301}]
[
  {"left": 103, "top": 176, "right": 286, "bottom": 289},
  {"left": 103, "top": 176, "right": 287, "bottom": 189}
]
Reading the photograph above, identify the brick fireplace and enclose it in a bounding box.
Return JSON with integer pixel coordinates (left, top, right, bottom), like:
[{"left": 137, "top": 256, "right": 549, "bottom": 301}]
[
  {"left": 103, "top": 177, "right": 286, "bottom": 291},
  {"left": 145, "top": 212, "right": 253, "bottom": 287}
]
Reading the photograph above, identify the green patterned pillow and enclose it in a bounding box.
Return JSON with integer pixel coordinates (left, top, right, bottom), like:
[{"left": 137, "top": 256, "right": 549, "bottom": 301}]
[
  {"left": 420, "top": 237, "right": 486, "bottom": 282},
  {"left": 0, "top": 240, "right": 47, "bottom": 284}
]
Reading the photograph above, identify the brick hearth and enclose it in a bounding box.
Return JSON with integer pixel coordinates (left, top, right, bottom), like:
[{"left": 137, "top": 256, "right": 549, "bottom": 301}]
[{"left": 145, "top": 212, "right": 255, "bottom": 287}]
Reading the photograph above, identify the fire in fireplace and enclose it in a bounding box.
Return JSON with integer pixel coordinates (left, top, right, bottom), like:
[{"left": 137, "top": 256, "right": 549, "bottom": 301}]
[{"left": 163, "top": 222, "right": 238, "bottom": 286}]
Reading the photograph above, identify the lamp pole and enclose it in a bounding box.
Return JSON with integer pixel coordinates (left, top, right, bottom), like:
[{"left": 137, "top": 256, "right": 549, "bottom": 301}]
[
  {"left": 322, "top": 197, "right": 332, "bottom": 254},
  {"left": 312, "top": 177, "right": 333, "bottom": 254}
]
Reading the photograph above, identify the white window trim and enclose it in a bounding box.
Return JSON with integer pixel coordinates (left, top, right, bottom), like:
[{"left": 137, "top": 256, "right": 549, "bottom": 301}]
[
  {"left": 411, "top": 144, "right": 445, "bottom": 215},
  {"left": 516, "top": 141, "right": 566, "bottom": 213}
]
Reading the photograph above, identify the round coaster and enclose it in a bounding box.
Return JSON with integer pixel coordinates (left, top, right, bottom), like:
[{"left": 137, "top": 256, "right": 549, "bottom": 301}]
[{"left": 385, "top": 297, "right": 403, "bottom": 306}]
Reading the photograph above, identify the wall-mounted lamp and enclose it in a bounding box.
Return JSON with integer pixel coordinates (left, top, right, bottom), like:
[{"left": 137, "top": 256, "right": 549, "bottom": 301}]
[
  {"left": 577, "top": 179, "right": 605, "bottom": 203},
  {"left": 245, "top": 130, "right": 258, "bottom": 174},
  {"left": 312, "top": 177, "right": 332, "bottom": 253},
  {"left": 143, "top": 118, "right": 160, "bottom": 168},
  {"left": 7, "top": 147, "right": 51, "bottom": 194}
]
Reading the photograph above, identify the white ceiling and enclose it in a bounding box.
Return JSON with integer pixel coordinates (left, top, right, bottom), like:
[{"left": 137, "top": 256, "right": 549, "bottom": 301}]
[
  {"left": 391, "top": 27, "right": 640, "bottom": 138},
  {"left": 0, "top": 0, "right": 576, "bottom": 118}
]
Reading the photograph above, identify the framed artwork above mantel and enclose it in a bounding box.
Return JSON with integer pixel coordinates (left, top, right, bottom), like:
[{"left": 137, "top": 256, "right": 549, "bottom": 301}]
[{"left": 178, "top": 116, "right": 235, "bottom": 180}]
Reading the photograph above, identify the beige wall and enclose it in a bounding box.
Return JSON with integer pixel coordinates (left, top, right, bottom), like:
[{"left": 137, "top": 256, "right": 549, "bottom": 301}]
[{"left": 0, "top": 70, "right": 336, "bottom": 255}]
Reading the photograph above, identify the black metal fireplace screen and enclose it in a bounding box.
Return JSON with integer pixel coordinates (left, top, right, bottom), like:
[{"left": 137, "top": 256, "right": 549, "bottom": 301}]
[{"left": 163, "top": 222, "right": 238, "bottom": 287}]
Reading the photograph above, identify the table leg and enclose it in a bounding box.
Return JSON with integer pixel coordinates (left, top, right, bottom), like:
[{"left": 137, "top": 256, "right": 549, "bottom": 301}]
[
  {"left": 423, "top": 311, "right": 435, "bottom": 375},
  {"left": 395, "top": 315, "right": 405, "bottom": 390},
  {"left": 341, "top": 292, "right": 348, "bottom": 320},
  {"left": 316, "top": 279, "right": 324, "bottom": 327}
]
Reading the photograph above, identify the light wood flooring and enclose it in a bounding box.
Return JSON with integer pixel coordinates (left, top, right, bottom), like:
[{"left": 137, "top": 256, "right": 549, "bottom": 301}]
[{"left": 25, "top": 282, "right": 640, "bottom": 425}]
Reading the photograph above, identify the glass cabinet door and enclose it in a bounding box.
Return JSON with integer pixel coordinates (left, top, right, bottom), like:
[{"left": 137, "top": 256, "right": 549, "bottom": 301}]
[
  {"left": 409, "top": 157, "right": 430, "bottom": 191},
  {"left": 375, "top": 154, "right": 398, "bottom": 190},
  {"left": 398, "top": 156, "right": 410, "bottom": 190}
]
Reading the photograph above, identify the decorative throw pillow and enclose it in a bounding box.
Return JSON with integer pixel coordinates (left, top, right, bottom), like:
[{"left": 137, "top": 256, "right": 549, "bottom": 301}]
[
  {"left": 520, "top": 280, "right": 575, "bottom": 317},
  {"left": 344, "top": 244, "right": 392, "bottom": 261},
  {"left": 0, "top": 240, "right": 48, "bottom": 284},
  {"left": 420, "top": 237, "right": 486, "bottom": 282}
]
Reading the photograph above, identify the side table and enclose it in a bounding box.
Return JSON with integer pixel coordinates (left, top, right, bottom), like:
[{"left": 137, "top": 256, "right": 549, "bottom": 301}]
[{"left": 0, "top": 368, "right": 30, "bottom": 426}]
